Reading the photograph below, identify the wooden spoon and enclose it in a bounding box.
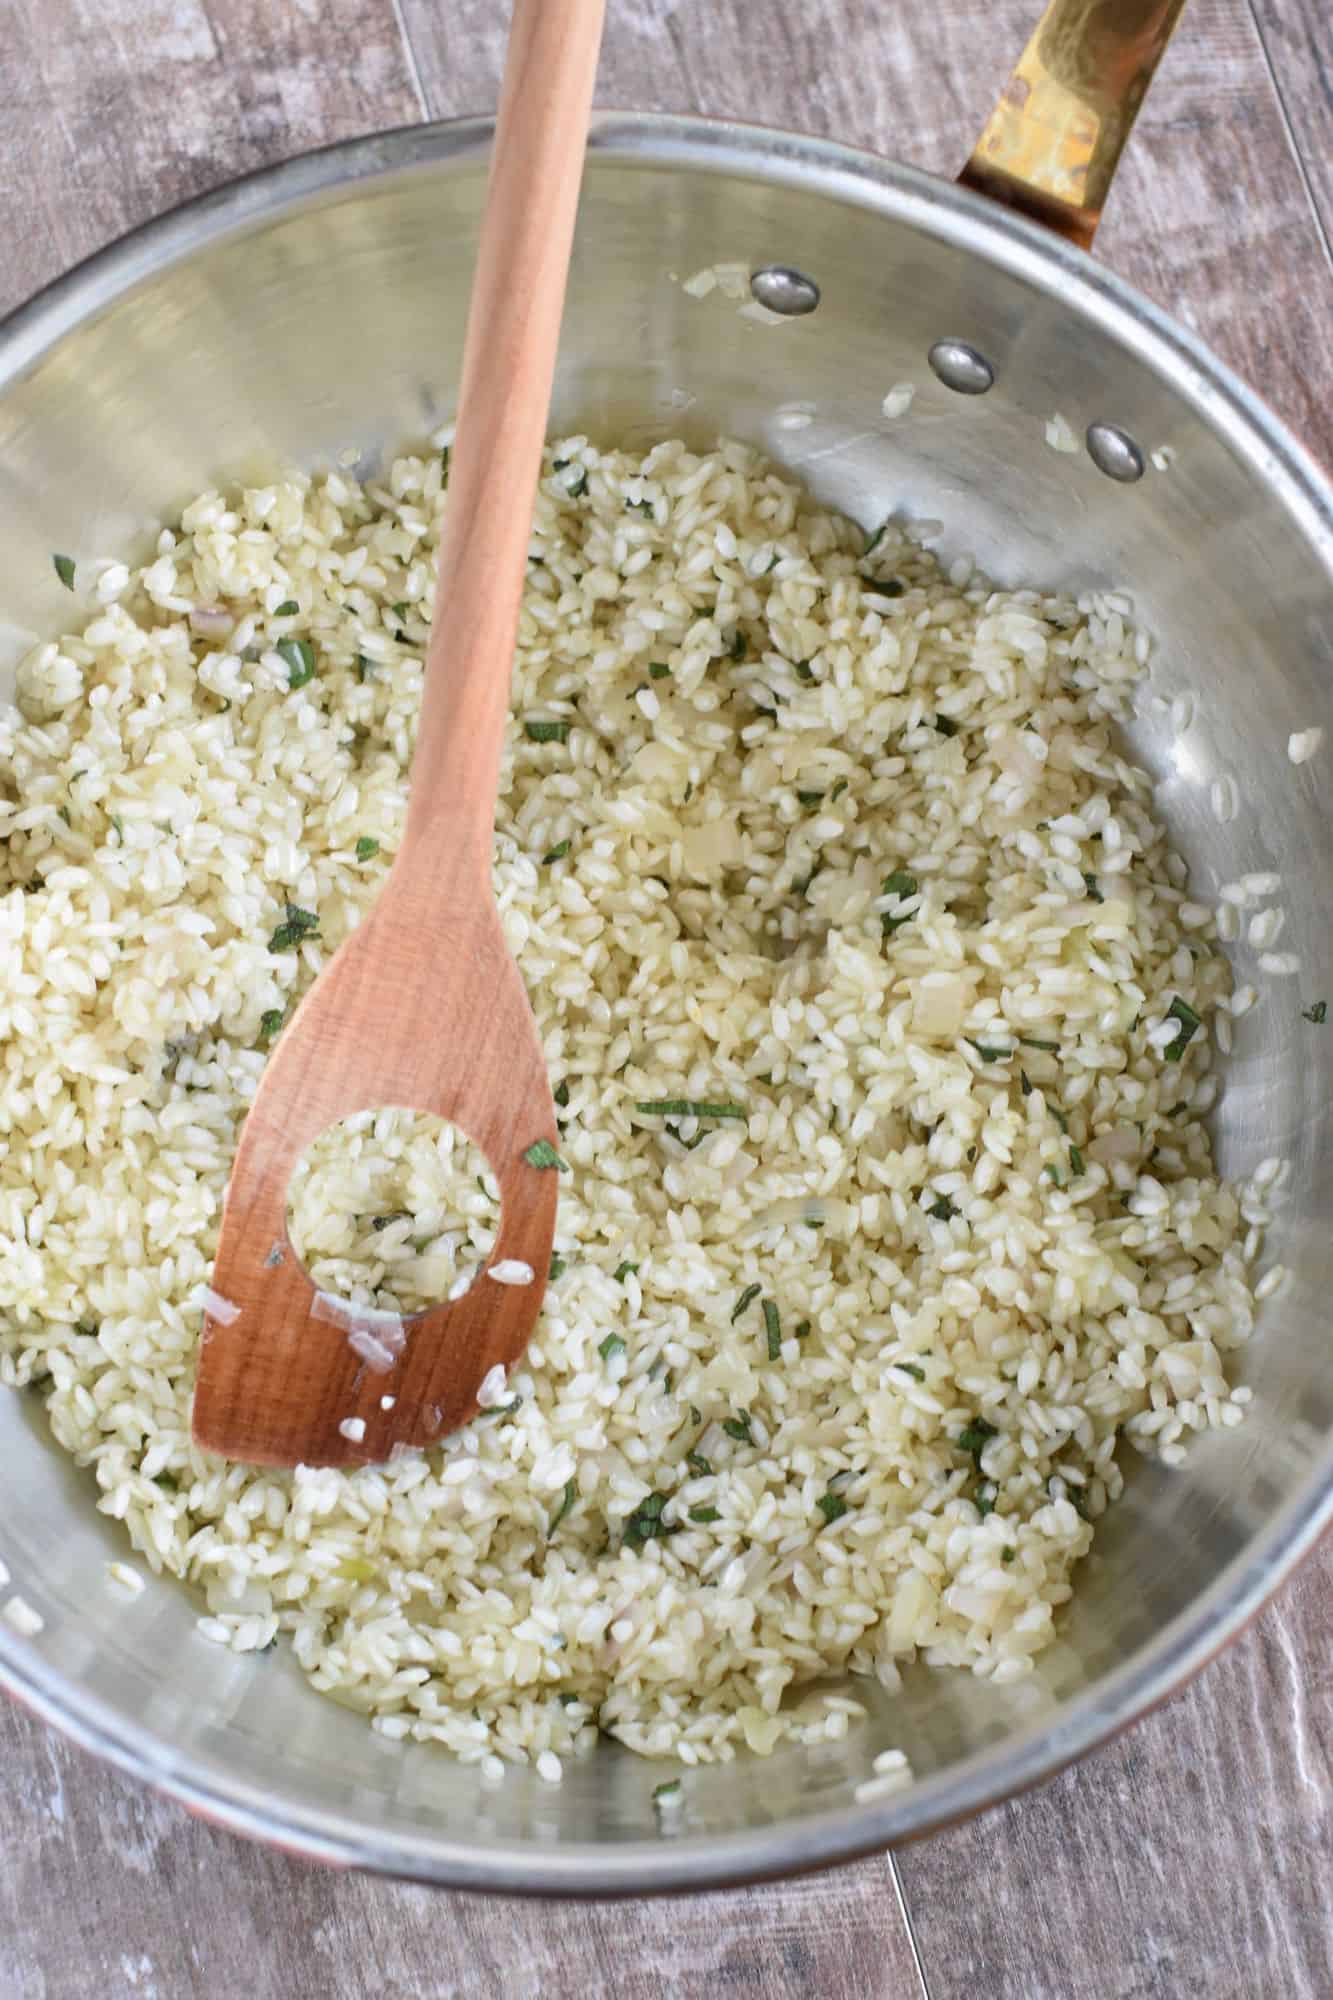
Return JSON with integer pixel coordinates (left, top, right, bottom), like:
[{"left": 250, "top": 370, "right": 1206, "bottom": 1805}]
[{"left": 191, "top": 0, "right": 606, "bottom": 1468}]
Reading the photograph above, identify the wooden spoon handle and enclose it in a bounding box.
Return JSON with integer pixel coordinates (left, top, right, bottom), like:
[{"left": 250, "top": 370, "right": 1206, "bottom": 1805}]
[{"left": 403, "top": 0, "right": 606, "bottom": 880}]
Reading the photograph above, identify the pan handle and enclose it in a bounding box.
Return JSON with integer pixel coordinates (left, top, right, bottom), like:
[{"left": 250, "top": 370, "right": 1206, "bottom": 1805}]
[{"left": 959, "top": 0, "right": 1188, "bottom": 249}]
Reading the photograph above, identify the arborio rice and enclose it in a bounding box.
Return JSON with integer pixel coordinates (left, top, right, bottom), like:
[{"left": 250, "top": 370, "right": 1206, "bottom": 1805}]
[{"left": 0, "top": 436, "right": 1257, "bottom": 1772}]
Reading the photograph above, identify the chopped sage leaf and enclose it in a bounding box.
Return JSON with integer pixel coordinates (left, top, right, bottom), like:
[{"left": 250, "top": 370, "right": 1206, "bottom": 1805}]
[
  {"left": 762, "top": 1297, "right": 781, "bottom": 1361},
  {"left": 731, "top": 1282, "right": 762, "bottom": 1324},
  {"left": 614, "top": 1261, "right": 639, "bottom": 1284},
  {"left": 1303, "top": 1000, "right": 1327, "bottom": 1024},
  {"left": 794, "top": 660, "right": 815, "bottom": 682},
  {"left": 654, "top": 1778, "right": 683, "bottom": 1800},
  {"left": 956, "top": 1417, "right": 998, "bottom": 1464},
  {"left": 935, "top": 714, "right": 960, "bottom": 737},
  {"left": 1069, "top": 1143, "right": 1085, "bottom": 1176},
  {"left": 685, "top": 1450, "right": 711, "bottom": 1476},
  {"left": 599, "top": 1333, "right": 627, "bottom": 1364},
  {"left": 861, "top": 576, "right": 905, "bottom": 599},
  {"left": 543, "top": 839, "right": 571, "bottom": 864},
  {"left": 649, "top": 661, "right": 672, "bottom": 679},
  {"left": 722, "top": 1412, "right": 753, "bottom": 1444},
  {"left": 257, "top": 1008, "right": 286, "bottom": 1046},
  {"left": 817, "top": 1492, "right": 849, "bottom": 1525},
  {"left": 636, "top": 1099, "right": 745, "bottom": 1121},
  {"left": 623, "top": 1492, "right": 673, "bottom": 1547},
  {"left": 549, "top": 1480, "right": 576, "bottom": 1532},
  {"left": 522, "top": 1139, "right": 568, "bottom": 1172},
  {"left": 267, "top": 903, "right": 320, "bottom": 953},
  {"left": 53, "top": 553, "right": 76, "bottom": 590},
  {"left": 276, "top": 638, "right": 316, "bottom": 688},
  {"left": 354, "top": 836, "right": 379, "bottom": 861},
  {"left": 1162, "top": 995, "right": 1201, "bottom": 1061},
  {"left": 966, "top": 1038, "right": 1011, "bottom": 1062},
  {"left": 273, "top": 599, "right": 299, "bottom": 617},
  {"left": 893, "top": 1362, "right": 925, "bottom": 1382},
  {"left": 688, "top": 1506, "right": 720, "bottom": 1524},
  {"left": 1019, "top": 1035, "right": 1059, "bottom": 1052},
  {"left": 926, "top": 1195, "right": 957, "bottom": 1222},
  {"left": 553, "top": 1080, "right": 570, "bottom": 1108},
  {"left": 525, "top": 719, "right": 571, "bottom": 744},
  {"left": 1082, "top": 871, "right": 1104, "bottom": 904}
]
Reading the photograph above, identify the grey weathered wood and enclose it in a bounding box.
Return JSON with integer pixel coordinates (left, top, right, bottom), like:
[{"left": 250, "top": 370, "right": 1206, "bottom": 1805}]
[
  {"left": 898, "top": 1542, "right": 1333, "bottom": 2000},
  {"left": 0, "top": 0, "right": 424, "bottom": 317},
  {"left": 1247, "top": 0, "right": 1333, "bottom": 254},
  {"left": 0, "top": 1694, "right": 924, "bottom": 2000},
  {"left": 0, "top": 3, "right": 1330, "bottom": 1997}
]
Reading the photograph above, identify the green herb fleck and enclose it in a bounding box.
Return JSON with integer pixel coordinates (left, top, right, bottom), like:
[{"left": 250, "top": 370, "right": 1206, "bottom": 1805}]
[
  {"left": 864, "top": 520, "right": 890, "bottom": 556},
  {"left": 795, "top": 1320, "right": 812, "bottom": 1339},
  {"left": 685, "top": 1450, "right": 712, "bottom": 1476},
  {"left": 522, "top": 1139, "right": 568, "bottom": 1172},
  {"left": 861, "top": 576, "right": 905, "bottom": 599},
  {"left": 356, "top": 654, "right": 374, "bottom": 683},
  {"left": 956, "top": 1417, "right": 998, "bottom": 1465},
  {"left": 565, "top": 468, "right": 589, "bottom": 499},
  {"left": 549, "top": 1255, "right": 567, "bottom": 1281},
  {"left": 637, "top": 1099, "right": 746, "bottom": 1122},
  {"left": 1082, "top": 871, "right": 1104, "bottom": 903},
  {"left": 257, "top": 1007, "right": 286, "bottom": 1046},
  {"left": 525, "top": 719, "right": 571, "bottom": 744},
  {"left": 1020, "top": 1070, "right": 1034, "bottom": 1096},
  {"left": 53, "top": 553, "right": 76, "bottom": 590},
  {"left": 927, "top": 1195, "right": 957, "bottom": 1222},
  {"left": 649, "top": 662, "right": 672, "bottom": 679},
  {"left": 722, "top": 1412, "right": 753, "bottom": 1444},
  {"left": 153, "top": 1471, "right": 179, "bottom": 1493},
  {"left": 553, "top": 1080, "right": 570, "bottom": 1109},
  {"left": 653, "top": 1778, "right": 682, "bottom": 1800},
  {"left": 966, "top": 1038, "right": 1011, "bottom": 1062},
  {"left": 623, "top": 1492, "right": 674, "bottom": 1548},
  {"left": 797, "top": 789, "right": 824, "bottom": 808},
  {"left": 1162, "top": 995, "right": 1201, "bottom": 1061},
  {"left": 762, "top": 1298, "right": 781, "bottom": 1361},
  {"left": 817, "top": 1491, "right": 849, "bottom": 1525},
  {"left": 57, "top": 805, "right": 71, "bottom": 826},
  {"left": 881, "top": 870, "right": 919, "bottom": 935},
  {"left": 1019, "top": 1035, "right": 1059, "bottom": 1053},
  {"left": 794, "top": 660, "right": 815, "bottom": 682},
  {"left": 935, "top": 714, "right": 960, "bottom": 737},
  {"left": 688, "top": 1506, "right": 720, "bottom": 1524},
  {"left": 729, "top": 630, "right": 747, "bottom": 662},
  {"left": 599, "top": 1333, "right": 627, "bottom": 1364},
  {"left": 614, "top": 1261, "right": 639, "bottom": 1284},
  {"left": 543, "top": 839, "right": 571, "bottom": 864},
  {"left": 1069, "top": 1143, "right": 1085, "bottom": 1176},
  {"left": 1302, "top": 1000, "right": 1326, "bottom": 1025},
  {"left": 549, "top": 1480, "right": 576, "bottom": 1533},
  {"left": 1001, "top": 1546, "right": 1017, "bottom": 1564},
  {"left": 267, "top": 904, "right": 320, "bottom": 953},
  {"left": 1044, "top": 1162, "right": 1064, "bottom": 1186},
  {"left": 354, "top": 835, "right": 379, "bottom": 861},
  {"left": 975, "top": 1484, "right": 997, "bottom": 1519},
  {"left": 829, "top": 778, "right": 848, "bottom": 802},
  {"left": 731, "top": 1283, "right": 761, "bottom": 1324},
  {"left": 893, "top": 1362, "right": 926, "bottom": 1382},
  {"left": 276, "top": 638, "right": 316, "bottom": 689},
  {"left": 273, "top": 599, "right": 299, "bottom": 618}
]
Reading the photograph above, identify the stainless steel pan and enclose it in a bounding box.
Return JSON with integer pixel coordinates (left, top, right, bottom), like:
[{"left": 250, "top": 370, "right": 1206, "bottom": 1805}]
[{"left": 0, "top": 0, "right": 1329, "bottom": 1893}]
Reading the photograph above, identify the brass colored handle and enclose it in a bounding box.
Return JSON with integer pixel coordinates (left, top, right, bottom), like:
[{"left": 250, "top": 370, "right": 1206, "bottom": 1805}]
[{"left": 960, "top": 0, "right": 1188, "bottom": 249}]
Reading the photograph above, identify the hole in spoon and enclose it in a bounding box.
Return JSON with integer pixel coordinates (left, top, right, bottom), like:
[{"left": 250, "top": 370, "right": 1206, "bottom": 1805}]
[{"left": 286, "top": 1110, "right": 500, "bottom": 1317}]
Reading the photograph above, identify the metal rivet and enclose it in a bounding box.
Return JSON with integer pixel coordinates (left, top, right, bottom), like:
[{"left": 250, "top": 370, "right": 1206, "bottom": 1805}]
[
  {"left": 749, "top": 266, "right": 820, "bottom": 316},
  {"left": 1086, "top": 423, "right": 1145, "bottom": 483},
  {"left": 928, "top": 340, "right": 995, "bottom": 395}
]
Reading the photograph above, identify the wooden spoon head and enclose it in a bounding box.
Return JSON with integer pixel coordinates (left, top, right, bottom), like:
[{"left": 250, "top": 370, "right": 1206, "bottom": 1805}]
[{"left": 191, "top": 875, "right": 558, "bottom": 1467}]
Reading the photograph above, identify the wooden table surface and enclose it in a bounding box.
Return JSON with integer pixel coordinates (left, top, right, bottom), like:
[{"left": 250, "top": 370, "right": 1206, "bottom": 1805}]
[{"left": 3, "top": 3, "right": 1331, "bottom": 1996}]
